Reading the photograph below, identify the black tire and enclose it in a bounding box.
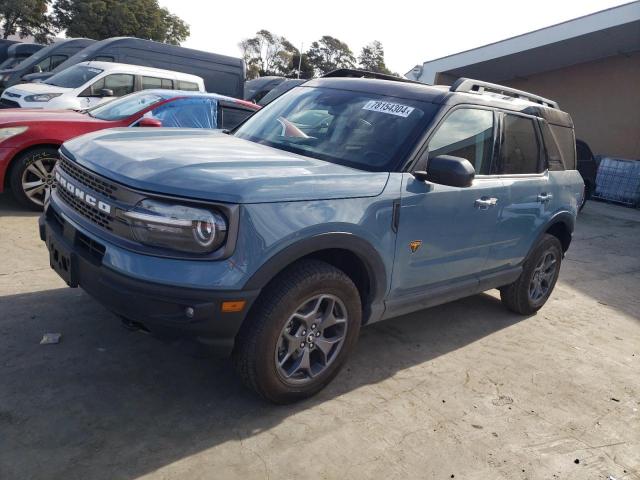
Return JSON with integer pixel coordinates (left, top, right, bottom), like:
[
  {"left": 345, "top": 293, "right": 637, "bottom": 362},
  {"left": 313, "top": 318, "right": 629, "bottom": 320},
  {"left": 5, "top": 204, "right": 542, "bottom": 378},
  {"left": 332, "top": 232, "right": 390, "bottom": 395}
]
[
  {"left": 9, "top": 147, "right": 59, "bottom": 210},
  {"left": 500, "top": 234, "right": 563, "bottom": 315},
  {"left": 233, "top": 259, "right": 362, "bottom": 404}
]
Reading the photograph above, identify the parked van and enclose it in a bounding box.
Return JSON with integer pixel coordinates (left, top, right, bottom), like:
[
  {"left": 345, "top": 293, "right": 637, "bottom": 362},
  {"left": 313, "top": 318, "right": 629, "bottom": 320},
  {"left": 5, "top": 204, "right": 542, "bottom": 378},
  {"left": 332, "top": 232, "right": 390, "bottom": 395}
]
[
  {"left": 0, "top": 38, "right": 95, "bottom": 92},
  {"left": 0, "top": 61, "right": 204, "bottom": 109},
  {"left": 0, "top": 43, "right": 44, "bottom": 70},
  {"left": 22, "top": 37, "right": 245, "bottom": 98}
]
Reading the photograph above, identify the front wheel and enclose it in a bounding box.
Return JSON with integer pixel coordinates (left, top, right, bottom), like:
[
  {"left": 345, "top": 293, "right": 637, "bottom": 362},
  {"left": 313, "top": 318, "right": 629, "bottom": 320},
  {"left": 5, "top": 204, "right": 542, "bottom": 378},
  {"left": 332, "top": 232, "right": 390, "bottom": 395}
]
[
  {"left": 233, "top": 259, "right": 361, "bottom": 404},
  {"left": 500, "top": 234, "right": 562, "bottom": 315},
  {"left": 9, "top": 147, "right": 59, "bottom": 210}
]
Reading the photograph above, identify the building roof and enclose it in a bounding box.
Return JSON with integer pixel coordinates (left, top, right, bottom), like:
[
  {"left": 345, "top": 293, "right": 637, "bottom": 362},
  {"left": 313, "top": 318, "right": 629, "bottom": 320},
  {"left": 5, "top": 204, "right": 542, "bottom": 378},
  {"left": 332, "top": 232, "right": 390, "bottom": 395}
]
[{"left": 406, "top": 1, "right": 640, "bottom": 83}]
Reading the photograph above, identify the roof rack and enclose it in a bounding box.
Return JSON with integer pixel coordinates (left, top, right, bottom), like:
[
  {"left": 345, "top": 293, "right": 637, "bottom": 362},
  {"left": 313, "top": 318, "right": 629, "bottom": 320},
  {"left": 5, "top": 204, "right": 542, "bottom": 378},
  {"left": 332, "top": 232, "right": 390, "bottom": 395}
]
[
  {"left": 450, "top": 78, "right": 559, "bottom": 109},
  {"left": 322, "top": 68, "right": 419, "bottom": 84}
]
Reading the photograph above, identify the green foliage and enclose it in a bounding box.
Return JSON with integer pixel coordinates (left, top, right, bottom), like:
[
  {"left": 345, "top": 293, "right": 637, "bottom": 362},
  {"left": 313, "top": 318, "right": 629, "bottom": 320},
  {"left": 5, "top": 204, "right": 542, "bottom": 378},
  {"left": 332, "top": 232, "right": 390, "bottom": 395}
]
[
  {"left": 0, "top": 0, "right": 55, "bottom": 42},
  {"left": 239, "top": 29, "right": 299, "bottom": 79},
  {"left": 306, "top": 35, "right": 355, "bottom": 75},
  {"left": 358, "top": 40, "right": 393, "bottom": 75},
  {"left": 53, "top": 0, "right": 190, "bottom": 45}
]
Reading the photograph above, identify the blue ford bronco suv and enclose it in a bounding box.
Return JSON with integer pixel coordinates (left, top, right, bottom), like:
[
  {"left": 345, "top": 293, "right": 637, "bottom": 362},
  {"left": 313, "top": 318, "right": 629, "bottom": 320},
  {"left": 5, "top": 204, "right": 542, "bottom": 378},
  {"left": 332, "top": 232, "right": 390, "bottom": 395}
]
[{"left": 40, "top": 71, "right": 583, "bottom": 403}]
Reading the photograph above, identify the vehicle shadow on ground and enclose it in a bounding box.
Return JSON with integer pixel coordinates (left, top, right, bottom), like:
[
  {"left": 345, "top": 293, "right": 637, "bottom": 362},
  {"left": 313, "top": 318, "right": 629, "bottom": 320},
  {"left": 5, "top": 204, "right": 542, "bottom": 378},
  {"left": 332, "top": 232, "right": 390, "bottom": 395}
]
[
  {"left": 0, "top": 286, "right": 528, "bottom": 479},
  {"left": 0, "top": 193, "right": 40, "bottom": 218}
]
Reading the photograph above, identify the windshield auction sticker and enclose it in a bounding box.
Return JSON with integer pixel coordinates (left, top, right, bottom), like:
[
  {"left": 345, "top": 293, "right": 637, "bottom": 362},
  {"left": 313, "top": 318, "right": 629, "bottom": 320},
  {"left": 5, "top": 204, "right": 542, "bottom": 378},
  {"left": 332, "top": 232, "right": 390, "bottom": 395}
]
[{"left": 362, "top": 100, "right": 414, "bottom": 117}]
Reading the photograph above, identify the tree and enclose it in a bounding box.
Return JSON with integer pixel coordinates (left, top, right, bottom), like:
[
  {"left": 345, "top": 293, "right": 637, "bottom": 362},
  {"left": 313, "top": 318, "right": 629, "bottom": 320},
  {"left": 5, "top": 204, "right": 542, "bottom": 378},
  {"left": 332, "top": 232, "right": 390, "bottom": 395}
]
[
  {"left": 239, "top": 29, "right": 297, "bottom": 79},
  {"left": 306, "top": 35, "right": 355, "bottom": 75},
  {"left": 0, "top": 0, "right": 55, "bottom": 42},
  {"left": 358, "top": 40, "right": 392, "bottom": 75},
  {"left": 286, "top": 52, "right": 314, "bottom": 79},
  {"left": 53, "top": 0, "right": 190, "bottom": 45}
]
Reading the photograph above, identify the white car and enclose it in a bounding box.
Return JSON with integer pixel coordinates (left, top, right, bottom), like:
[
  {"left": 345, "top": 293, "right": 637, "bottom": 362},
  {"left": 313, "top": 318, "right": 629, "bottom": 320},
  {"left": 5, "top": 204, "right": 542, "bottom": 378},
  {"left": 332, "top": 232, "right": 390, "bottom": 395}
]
[{"left": 0, "top": 61, "right": 205, "bottom": 110}]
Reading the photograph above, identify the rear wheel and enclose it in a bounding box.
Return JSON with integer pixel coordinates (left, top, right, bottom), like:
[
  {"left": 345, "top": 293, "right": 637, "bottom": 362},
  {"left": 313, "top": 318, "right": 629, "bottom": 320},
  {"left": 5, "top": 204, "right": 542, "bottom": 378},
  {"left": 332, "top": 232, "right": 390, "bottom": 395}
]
[
  {"left": 500, "top": 234, "right": 562, "bottom": 315},
  {"left": 233, "top": 259, "right": 361, "bottom": 404},
  {"left": 9, "top": 147, "right": 59, "bottom": 210}
]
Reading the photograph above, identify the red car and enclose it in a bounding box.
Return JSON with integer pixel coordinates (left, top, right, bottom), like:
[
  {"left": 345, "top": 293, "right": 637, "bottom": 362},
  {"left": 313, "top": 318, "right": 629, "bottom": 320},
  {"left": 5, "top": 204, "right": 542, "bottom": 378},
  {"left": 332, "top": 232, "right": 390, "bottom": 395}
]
[{"left": 0, "top": 90, "right": 260, "bottom": 209}]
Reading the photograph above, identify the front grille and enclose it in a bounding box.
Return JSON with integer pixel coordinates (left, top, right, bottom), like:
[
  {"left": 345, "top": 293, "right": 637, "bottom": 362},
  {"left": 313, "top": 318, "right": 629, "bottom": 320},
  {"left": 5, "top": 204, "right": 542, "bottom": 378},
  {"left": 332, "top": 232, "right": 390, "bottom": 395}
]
[
  {"left": 0, "top": 99, "right": 20, "bottom": 108},
  {"left": 76, "top": 230, "right": 106, "bottom": 262},
  {"left": 57, "top": 185, "right": 114, "bottom": 231},
  {"left": 59, "top": 156, "right": 118, "bottom": 200}
]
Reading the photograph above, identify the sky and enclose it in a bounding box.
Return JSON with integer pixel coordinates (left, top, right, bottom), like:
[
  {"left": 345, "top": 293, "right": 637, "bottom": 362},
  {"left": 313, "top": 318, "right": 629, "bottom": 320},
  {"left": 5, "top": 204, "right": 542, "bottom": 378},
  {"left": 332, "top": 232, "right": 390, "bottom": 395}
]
[{"left": 159, "top": 0, "right": 631, "bottom": 75}]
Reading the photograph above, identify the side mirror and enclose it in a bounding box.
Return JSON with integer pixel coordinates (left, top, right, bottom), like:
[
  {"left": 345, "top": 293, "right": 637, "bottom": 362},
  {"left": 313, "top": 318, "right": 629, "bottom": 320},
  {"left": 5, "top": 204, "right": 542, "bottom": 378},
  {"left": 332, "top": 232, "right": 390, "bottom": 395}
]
[
  {"left": 414, "top": 155, "right": 475, "bottom": 187},
  {"left": 137, "top": 117, "right": 162, "bottom": 127},
  {"left": 99, "top": 88, "right": 114, "bottom": 97}
]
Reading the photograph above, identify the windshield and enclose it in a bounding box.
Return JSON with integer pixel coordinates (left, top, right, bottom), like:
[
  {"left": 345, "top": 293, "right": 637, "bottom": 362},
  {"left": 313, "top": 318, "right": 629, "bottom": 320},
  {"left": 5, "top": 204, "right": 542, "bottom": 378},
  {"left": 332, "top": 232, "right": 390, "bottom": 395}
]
[
  {"left": 235, "top": 86, "right": 436, "bottom": 171},
  {"left": 45, "top": 65, "right": 103, "bottom": 88},
  {"left": 88, "top": 92, "right": 164, "bottom": 120}
]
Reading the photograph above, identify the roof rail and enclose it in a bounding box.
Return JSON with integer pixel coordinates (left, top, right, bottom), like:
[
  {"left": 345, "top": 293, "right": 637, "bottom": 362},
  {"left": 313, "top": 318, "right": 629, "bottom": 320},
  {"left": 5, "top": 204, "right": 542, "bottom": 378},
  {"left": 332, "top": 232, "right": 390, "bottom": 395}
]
[
  {"left": 322, "top": 68, "right": 419, "bottom": 84},
  {"left": 450, "top": 78, "right": 559, "bottom": 109}
]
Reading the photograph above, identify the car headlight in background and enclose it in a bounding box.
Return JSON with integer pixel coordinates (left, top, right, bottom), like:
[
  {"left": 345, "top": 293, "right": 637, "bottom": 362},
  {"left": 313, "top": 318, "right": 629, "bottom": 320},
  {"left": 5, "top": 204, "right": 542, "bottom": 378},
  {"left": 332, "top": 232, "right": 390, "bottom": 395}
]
[
  {"left": 0, "top": 126, "right": 28, "bottom": 142},
  {"left": 121, "top": 199, "right": 228, "bottom": 254},
  {"left": 24, "top": 93, "right": 63, "bottom": 102}
]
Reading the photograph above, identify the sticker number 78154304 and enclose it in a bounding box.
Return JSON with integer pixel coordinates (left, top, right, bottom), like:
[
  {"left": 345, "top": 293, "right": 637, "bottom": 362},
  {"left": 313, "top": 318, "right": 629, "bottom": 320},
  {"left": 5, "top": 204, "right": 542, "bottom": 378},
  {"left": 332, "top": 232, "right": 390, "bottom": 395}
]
[{"left": 362, "top": 100, "right": 414, "bottom": 118}]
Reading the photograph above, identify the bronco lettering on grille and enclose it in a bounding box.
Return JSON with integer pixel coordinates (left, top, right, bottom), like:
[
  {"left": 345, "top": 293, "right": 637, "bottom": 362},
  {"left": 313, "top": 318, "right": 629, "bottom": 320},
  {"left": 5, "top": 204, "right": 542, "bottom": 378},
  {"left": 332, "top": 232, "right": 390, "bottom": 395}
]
[{"left": 55, "top": 170, "right": 112, "bottom": 215}]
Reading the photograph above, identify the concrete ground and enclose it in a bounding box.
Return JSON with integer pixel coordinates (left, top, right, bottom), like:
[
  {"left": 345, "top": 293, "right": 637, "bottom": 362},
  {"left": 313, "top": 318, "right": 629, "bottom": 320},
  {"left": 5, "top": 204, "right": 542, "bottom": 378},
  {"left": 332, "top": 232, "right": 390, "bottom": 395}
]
[{"left": 0, "top": 195, "right": 638, "bottom": 480}]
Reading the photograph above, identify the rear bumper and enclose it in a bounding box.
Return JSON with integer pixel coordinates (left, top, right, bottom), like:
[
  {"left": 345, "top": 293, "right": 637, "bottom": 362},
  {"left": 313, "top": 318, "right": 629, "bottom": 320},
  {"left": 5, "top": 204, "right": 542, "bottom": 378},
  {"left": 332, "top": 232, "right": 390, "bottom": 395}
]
[{"left": 39, "top": 205, "right": 260, "bottom": 356}]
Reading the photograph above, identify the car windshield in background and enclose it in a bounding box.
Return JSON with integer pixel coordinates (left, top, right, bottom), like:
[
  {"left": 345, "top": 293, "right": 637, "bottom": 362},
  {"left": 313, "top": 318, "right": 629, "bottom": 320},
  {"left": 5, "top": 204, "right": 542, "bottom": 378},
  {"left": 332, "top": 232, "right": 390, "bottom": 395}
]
[
  {"left": 0, "top": 57, "right": 23, "bottom": 70},
  {"left": 235, "top": 86, "right": 435, "bottom": 171},
  {"left": 87, "top": 92, "right": 164, "bottom": 121},
  {"left": 45, "top": 65, "right": 103, "bottom": 88}
]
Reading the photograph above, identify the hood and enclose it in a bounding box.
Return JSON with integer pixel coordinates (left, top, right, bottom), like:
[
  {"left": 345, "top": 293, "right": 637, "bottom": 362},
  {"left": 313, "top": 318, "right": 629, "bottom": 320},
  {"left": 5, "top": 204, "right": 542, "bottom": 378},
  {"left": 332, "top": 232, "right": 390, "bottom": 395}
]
[
  {"left": 3, "top": 82, "right": 70, "bottom": 97},
  {"left": 62, "top": 129, "right": 390, "bottom": 204},
  {"left": 0, "top": 108, "right": 103, "bottom": 125}
]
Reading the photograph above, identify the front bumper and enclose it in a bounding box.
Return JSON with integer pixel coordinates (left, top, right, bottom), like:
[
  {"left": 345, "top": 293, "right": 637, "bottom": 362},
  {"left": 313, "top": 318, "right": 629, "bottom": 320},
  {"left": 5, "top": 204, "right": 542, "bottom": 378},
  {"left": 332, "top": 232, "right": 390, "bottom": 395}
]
[{"left": 39, "top": 204, "right": 260, "bottom": 355}]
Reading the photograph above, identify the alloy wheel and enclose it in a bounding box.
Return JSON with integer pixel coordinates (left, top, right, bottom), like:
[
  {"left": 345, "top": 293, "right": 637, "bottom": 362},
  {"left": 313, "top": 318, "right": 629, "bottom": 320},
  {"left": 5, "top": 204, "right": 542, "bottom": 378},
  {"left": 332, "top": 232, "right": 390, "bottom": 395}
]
[
  {"left": 275, "top": 294, "right": 348, "bottom": 385},
  {"left": 21, "top": 157, "right": 57, "bottom": 207},
  {"left": 528, "top": 250, "right": 558, "bottom": 302}
]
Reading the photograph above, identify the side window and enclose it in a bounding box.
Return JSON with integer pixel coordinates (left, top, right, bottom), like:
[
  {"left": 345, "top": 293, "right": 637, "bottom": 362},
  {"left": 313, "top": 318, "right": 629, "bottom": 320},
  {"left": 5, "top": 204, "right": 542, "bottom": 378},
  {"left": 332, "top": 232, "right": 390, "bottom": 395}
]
[
  {"left": 549, "top": 124, "right": 576, "bottom": 170},
  {"left": 93, "top": 56, "right": 114, "bottom": 62},
  {"left": 161, "top": 78, "right": 173, "bottom": 89},
  {"left": 141, "top": 76, "right": 162, "bottom": 90},
  {"left": 221, "top": 107, "right": 253, "bottom": 130},
  {"left": 103, "top": 74, "right": 135, "bottom": 96},
  {"left": 540, "top": 121, "right": 564, "bottom": 171},
  {"left": 146, "top": 98, "right": 217, "bottom": 128},
  {"left": 34, "top": 57, "right": 51, "bottom": 72},
  {"left": 427, "top": 108, "right": 494, "bottom": 174},
  {"left": 177, "top": 80, "right": 199, "bottom": 91},
  {"left": 50, "top": 55, "right": 68, "bottom": 70},
  {"left": 494, "top": 114, "right": 541, "bottom": 175}
]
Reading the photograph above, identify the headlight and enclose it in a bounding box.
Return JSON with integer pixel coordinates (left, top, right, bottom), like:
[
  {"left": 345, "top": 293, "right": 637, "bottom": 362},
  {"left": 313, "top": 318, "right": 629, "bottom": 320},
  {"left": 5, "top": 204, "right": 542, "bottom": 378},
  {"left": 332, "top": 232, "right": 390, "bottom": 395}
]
[
  {"left": 121, "top": 199, "right": 228, "bottom": 254},
  {"left": 24, "top": 93, "right": 63, "bottom": 102},
  {"left": 0, "top": 126, "right": 28, "bottom": 142}
]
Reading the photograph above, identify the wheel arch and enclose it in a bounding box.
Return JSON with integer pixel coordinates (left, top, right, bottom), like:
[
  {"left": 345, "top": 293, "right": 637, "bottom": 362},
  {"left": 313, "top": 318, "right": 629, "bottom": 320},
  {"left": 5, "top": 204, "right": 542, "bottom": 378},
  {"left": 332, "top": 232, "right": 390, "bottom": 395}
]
[
  {"left": 542, "top": 212, "right": 574, "bottom": 253},
  {"left": 243, "top": 233, "right": 388, "bottom": 325}
]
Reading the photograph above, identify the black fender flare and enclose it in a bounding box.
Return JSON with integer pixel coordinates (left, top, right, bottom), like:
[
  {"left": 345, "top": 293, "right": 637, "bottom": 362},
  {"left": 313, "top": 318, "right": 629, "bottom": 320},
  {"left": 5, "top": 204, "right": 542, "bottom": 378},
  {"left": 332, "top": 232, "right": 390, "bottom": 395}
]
[
  {"left": 243, "top": 232, "right": 388, "bottom": 306},
  {"left": 530, "top": 210, "right": 575, "bottom": 256}
]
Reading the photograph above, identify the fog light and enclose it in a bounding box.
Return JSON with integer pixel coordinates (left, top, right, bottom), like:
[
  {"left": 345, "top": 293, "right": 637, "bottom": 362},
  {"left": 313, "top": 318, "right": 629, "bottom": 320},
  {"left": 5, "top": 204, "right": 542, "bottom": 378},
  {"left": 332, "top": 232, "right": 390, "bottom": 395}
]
[{"left": 221, "top": 300, "right": 246, "bottom": 313}]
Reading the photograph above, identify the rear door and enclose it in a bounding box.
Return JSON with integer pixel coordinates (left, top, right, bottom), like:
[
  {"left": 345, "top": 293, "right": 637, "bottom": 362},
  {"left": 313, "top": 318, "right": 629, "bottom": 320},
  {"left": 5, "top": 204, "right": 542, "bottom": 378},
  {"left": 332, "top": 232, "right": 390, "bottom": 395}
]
[{"left": 487, "top": 112, "right": 552, "bottom": 270}]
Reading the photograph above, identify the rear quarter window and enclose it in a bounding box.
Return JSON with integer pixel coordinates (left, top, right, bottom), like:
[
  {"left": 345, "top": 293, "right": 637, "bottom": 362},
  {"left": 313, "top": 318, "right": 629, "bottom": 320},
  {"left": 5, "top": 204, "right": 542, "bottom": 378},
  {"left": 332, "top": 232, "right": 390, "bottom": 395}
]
[
  {"left": 177, "top": 81, "right": 199, "bottom": 91},
  {"left": 549, "top": 124, "right": 576, "bottom": 170}
]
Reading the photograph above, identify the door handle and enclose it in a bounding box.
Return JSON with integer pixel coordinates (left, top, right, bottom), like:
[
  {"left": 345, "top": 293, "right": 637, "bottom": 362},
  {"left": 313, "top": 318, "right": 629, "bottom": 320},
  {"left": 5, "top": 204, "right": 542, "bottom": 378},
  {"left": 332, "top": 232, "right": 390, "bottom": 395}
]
[
  {"left": 474, "top": 197, "right": 498, "bottom": 209},
  {"left": 537, "top": 193, "right": 553, "bottom": 203}
]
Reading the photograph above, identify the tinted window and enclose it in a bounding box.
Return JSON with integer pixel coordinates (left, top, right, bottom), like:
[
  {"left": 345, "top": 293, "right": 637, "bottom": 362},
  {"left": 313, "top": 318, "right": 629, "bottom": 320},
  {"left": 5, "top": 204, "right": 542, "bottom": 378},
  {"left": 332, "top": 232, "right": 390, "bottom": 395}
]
[
  {"left": 48, "top": 55, "right": 67, "bottom": 71},
  {"left": 235, "top": 86, "right": 436, "bottom": 172},
  {"left": 177, "top": 81, "right": 199, "bottom": 91},
  {"left": 83, "top": 74, "right": 134, "bottom": 97},
  {"left": 550, "top": 124, "right": 576, "bottom": 170},
  {"left": 44, "top": 65, "right": 103, "bottom": 88},
  {"left": 540, "top": 121, "right": 564, "bottom": 171},
  {"left": 93, "top": 56, "right": 114, "bottom": 62},
  {"left": 146, "top": 97, "right": 217, "bottom": 128},
  {"left": 494, "top": 115, "right": 540, "bottom": 174},
  {"left": 428, "top": 108, "right": 494, "bottom": 174},
  {"left": 221, "top": 107, "right": 253, "bottom": 130}
]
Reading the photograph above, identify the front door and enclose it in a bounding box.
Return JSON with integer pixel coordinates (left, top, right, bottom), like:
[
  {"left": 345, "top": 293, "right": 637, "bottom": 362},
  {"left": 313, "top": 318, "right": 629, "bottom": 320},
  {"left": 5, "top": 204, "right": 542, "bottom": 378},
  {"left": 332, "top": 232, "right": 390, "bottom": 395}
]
[{"left": 389, "top": 107, "right": 504, "bottom": 304}]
